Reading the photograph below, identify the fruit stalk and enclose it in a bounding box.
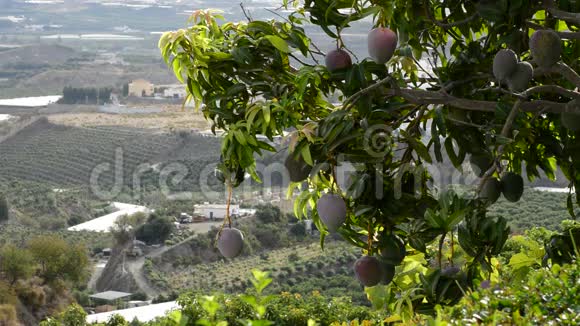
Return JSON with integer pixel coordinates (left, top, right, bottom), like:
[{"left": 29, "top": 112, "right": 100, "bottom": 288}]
[
  {"left": 226, "top": 178, "right": 232, "bottom": 228},
  {"left": 476, "top": 100, "right": 522, "bottom": 194},
  {"left": 367, "top": 221, "right": 372, "bottom": 254}
]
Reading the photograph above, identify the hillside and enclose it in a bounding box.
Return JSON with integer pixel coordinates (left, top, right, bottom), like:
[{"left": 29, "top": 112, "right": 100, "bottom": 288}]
[
  {"left": 0, "top": 44, "right": 77, "bottom": 67},
  {"left": 488, "top": 188, "right": 577, "bottom": 232},
  {"left": 146, "top": 240, "right": 364, "bottom": 302},
  {"left": 0, "top": 118, "right": 221, "bottom": 189}
]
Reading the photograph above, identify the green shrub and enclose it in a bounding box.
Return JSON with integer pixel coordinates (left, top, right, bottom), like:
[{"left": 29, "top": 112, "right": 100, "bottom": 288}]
[
  {"left": 432, "top": 261, "right": 580, "bottom": 325},
  {"left": 40, "top": 303, "right": 87, "bottom": 326},
  {"left": 105, "top": 314, "right": 129, "bottom": 326}
]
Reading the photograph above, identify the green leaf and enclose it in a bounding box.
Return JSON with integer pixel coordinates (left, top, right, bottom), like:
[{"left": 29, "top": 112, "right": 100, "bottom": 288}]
[
  {"left": 187, "top": 78, "right": 203, "bottom": 103},
  {"left": 495, "top": 135, "right": 514, "bottom": 145},
  {"left": 262, "top": 106, "right": 271, "bottom": 124},
  {"left": 364, "top": 284, "right": 391, "bottom": 310},
  {"left": 301, "top": 144, "right": 314, "bottom": 166},
  {"left": 247, "top": 21, "right": 275, "bottom": 35},
  {"left": 408, "top": 138, "right": 432, "bottom": 163},
  {"left": 172, "top": 58, "right": 184, "bottom": 83},
  {"left": 445, "top": 138, "right": 462, "bottom": 169},
  {"left": 263, "top": 35, "right": 291, "bottom": 53},
  {"left": 247, "top": 164, "right": 261, "bottom": 183},
  {"left": 251, "top": 269, "right": 273, "bottom": 294},
  {"left": 256, "top": 140, "right": 276, "bottom": 152},
  {"left": 234, "top": 130, "right": 247, "bottom": 146},
  {"left": 508, "top": 253, "right": 537, "bottom": 270}
]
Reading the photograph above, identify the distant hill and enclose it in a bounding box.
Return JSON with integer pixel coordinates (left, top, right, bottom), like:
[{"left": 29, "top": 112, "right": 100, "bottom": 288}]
[{"left": 0, "top": 44, "right": 77, "bottom": 67}]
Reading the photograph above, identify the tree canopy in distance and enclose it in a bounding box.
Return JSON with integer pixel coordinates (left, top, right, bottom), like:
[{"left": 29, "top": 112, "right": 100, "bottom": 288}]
[{"left": 161, "top": 0, "right": 580, "bottom": 313}]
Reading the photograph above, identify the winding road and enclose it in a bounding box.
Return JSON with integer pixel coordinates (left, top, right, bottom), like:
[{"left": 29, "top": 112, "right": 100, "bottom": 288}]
[{"left": 124, "top": 234, "right": 199, "bottom": 299}]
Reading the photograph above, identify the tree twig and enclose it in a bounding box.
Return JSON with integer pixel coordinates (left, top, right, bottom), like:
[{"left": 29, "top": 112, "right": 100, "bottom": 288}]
[
  {"left": 553, "top": 63, "right": 580, "bottom": 89},
  {"left": 288, "top": 53, "right": 314, "bottom": 67},
  {"left": 240, "top": 3, "right": 253, "bottom": 22},
  {"left": 446, "top": 117, "right": 488, "bottom": 129},
  {"left": 525, "top": 85, "right": 580, "bottom": 100}
]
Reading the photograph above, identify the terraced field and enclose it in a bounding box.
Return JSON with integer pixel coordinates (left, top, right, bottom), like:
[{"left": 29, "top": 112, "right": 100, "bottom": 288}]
[
  {"left": 0, "top": 118, "right": 221, "bottom": 189},
  {"left": 0, "top": 224, "right": 112, "bottom": 252},
  {"left": 147, "top": 241, "right": 360, "bottom": 295}
]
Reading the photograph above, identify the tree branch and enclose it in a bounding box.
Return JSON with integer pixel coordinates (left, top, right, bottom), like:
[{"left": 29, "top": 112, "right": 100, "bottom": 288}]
[
  {"left": 535, "top": 62, "right": 580, "bottom": 89},
  {"left": 343, "top": 76, "right": 395, "bottom": 110},
  {"left": 547, "top": 7, "right": 580, "bottom": 25},
  {"left": 442, "top": 73, "right": 492, "bottom": 92},
  {"left": 380, "top": 88, "right": 569, "bottom": 113},
  {"left": 341, "top": 76, "right": 578, "bottom": 118},
  {"left": 525, "top": 85, "right": 580, "bottom": 100}
]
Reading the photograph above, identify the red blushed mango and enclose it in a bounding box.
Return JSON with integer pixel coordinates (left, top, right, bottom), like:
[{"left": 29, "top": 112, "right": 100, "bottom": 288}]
[
  {"left": 368, "top": 28, "right": 398, "bottom": 64},
  {"left": 354, "top": 256, "right": 382, "bottom": 287},
  {"left": 325, "top": 49, "right": 352, "bottom": 72}
]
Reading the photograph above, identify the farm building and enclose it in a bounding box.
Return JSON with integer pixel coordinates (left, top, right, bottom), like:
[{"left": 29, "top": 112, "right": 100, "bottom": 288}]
[
  {"left": 194, "top": 203, "right": 240, "bottom": 220},
  {"left": 128, "top": 79, "right": 154, "bottom": 97},
  {"left": 89, "top": 291, "right": 132, "bottom": 309},
  {"left": 162, "top": 85, "right": 187, "bottom": 99},
  {"left": 87, "top": 301, "right": 179, "bottom": 323}
]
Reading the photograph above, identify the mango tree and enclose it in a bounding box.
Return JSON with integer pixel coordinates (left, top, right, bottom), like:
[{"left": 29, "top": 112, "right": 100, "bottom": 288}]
[{"left": 160, "top": 0, "right": 580, "bottom": 317}]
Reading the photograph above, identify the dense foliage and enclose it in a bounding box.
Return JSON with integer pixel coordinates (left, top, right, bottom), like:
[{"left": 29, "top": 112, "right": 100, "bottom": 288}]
[
  {"left": 160, "top": 0, "right": 580, "bottom": 315},
  {"left": 135, "top": 213, "right": 175, "bottom": 245},
  {"left": 431, "top": 261, "right": 580, "bottom": 325},
  {"left": 49, "top": 255, "right": 580, "bottom": 325},
  {"left": 58, "top": 86, "right": 114, "bottom": 105},
  {"left": 0, "top": 235, "right": 91, "bottom": 324}
]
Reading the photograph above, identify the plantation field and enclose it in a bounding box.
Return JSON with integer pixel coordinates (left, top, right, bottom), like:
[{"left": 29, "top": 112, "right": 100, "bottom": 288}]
[
  {"left": 1, "top": 181, "right": 112, "bottom": 230},
  {"left": 489, "top": 188, "right": 578, "bottom": 232},
  {"left": 0, "top": 118, "right": 221, "bottom": 189},
  {"left": 147, "top": 241, "right": 364, "bottom": 302},
  {"left": 0, "top": 224, "right": 112, "bottom": 252}
]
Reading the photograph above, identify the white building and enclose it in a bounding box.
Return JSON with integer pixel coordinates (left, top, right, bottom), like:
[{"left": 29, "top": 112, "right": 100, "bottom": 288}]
[
  {"left": 163, "top": 85, "right": 187, "bottom": 99},
  {"left": 194, "top": 203, "right": 240, "bottom": 220},
  {"left": 87, "top": 301, "right": 179, "bottom": 323}
]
